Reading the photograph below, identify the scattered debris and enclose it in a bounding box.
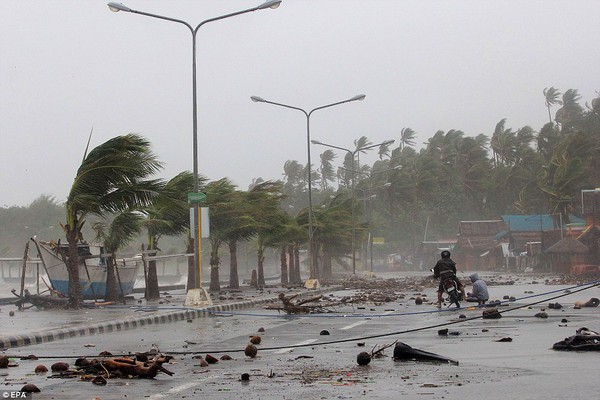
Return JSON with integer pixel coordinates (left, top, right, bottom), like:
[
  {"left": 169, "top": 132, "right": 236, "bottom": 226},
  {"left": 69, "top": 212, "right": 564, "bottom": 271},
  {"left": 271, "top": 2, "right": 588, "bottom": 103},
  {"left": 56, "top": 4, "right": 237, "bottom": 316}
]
[
  {"left": 11, "top": 289, "right": 73, "bottom": 310},
  {"left": 482, "top": 309, "right": 502, "bottom": 319},
  {"left": 393, "top": 342, "right": 459, "bottom": 365},
  {"left": 21, "top": 384, "right": 40, "bottom": 393},
  {"left": 250, "top": 335, "right": 262, "bottom": 345},
  {"left": 356, "top": 352, "right": 371, "bottom": 366},
  {"left": 245, "top": 344, "right": 258, "bottom": 358},
  {"left": 535, "top": 312, "right": 549, "bottom": 319},
  {"left": 35, "top": 365, "right": 48, "bottom": 373},
  {"left": 495, "top": 337, "right": 513, "bottom": 342},
  {"left": 241, "top": 373, "right": 250, "bottom": 381},
  {"left": 553, "top": 327, "right": 600, "bottom": 351},
  {"left": 574, "top": 298, "right": 600, "bottom": 308},
  {"left": 370, "top": 340, "right": 397, "bottom": 359},
  {"left": 320, "top": 330, "right": 330, "bottom": 336},
  {"left": 205, "top": 354, "right": 219, "bottom": 364},
  {"left": 265, "top": 293, "right": 336, "bottom": 314}
]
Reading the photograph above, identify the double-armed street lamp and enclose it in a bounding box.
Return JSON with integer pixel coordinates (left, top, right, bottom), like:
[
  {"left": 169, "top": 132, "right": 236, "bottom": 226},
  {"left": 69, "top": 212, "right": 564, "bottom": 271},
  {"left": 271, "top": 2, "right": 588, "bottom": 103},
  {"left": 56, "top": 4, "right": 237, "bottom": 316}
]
[
  {"left": 108, "top": 1, "right": 281, "bottom": 292},
  {"left": 250, "top": 94, "right": 366, "bottom": 287},
  {"left": 311, "top": 139, "right": 395, "bottom": 274}
]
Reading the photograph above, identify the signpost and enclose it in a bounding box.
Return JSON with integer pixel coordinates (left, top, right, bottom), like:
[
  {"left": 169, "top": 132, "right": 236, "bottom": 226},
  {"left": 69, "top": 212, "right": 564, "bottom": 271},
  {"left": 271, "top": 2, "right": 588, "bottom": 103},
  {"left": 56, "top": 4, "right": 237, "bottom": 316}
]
[{"left": 184, "top": 192, "right": 212, "bottom": 307}]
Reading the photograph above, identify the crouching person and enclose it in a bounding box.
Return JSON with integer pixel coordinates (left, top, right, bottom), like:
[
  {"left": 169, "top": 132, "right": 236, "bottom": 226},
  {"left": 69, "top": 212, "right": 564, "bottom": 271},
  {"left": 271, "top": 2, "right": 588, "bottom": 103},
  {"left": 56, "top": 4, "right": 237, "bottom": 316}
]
[{"left": 466, "top": 273, "right": 489, "bottom": 305}]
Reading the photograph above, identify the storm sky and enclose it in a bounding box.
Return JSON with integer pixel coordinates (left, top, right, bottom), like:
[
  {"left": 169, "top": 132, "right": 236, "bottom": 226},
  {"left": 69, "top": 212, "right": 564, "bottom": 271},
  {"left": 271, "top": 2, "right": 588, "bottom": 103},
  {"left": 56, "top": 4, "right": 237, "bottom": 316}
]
[{"left": 1, "top": 0, "right": 598, "bottom": 207}]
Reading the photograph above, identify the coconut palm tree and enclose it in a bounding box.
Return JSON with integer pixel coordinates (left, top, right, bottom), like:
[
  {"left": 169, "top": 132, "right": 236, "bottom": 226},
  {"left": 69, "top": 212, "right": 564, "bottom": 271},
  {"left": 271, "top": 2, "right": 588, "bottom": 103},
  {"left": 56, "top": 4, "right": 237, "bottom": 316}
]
[
  {"left": 399, "top": 127, "right": 416, "bottom": 150},
  {"left": 91, "top": 211, "right": 144, "bottom": 302},
  {"left": 246, "top": 181, "right": 286, "bottom": 287},
  {"left": 142, "top": 172, "right": 194, "bottom": 300},
  {"left": 223, "top": 189, "right": 257, "bottom": 289},
  {"left": 555, "top": 89, "right": 584, "bottom": 133},
  {"left": 543, "top": 87, "right": 562, "bottom": 124},
  {"left": 203, "top": 178, "right": 238, "bottom": 292},
  {"left": 63, "top": 134, "right": 163, "bottom": 307},
  {"left": 317, "top": 150, "right": 337, "bottom": 190}
]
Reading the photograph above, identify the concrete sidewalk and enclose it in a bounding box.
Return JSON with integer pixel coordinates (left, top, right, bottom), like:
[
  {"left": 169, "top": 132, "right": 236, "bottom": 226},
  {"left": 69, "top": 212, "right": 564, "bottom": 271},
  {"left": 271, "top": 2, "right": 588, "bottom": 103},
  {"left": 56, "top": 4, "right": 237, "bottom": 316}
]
[{"left": 0, "top": 285, "right": 336, "bottom": 350}]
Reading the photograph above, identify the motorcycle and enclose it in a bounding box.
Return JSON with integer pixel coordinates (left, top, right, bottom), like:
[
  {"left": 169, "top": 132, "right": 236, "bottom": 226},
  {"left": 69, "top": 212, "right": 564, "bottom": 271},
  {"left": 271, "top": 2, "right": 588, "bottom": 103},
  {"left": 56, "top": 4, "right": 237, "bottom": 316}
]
[
  {"left": 441, "top": 276, "right": 462, "bottom": 308},
  {"left": 431, "top": 269, "right": 462, "bottom": 308}
]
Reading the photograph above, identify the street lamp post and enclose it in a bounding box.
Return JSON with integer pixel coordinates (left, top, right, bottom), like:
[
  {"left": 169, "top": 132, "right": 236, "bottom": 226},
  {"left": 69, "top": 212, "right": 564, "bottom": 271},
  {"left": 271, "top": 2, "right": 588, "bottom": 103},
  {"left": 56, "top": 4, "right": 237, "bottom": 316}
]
[
  {"left": 311, "top": 139, "right": 394, "bottom": 274},
  {"left": 108, "top": 1, "right": 281, "bottom": 294},
  {"left": 251, "top": 94, "right": 366, "bottom": 287}
]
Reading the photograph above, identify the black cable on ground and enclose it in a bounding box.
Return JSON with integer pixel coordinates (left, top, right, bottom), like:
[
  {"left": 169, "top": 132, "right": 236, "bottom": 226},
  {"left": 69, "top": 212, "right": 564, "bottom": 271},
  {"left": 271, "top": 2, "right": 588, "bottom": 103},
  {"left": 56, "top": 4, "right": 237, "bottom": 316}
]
[{"left": 5, "top": 280, "right": 598, "bottom": 360}]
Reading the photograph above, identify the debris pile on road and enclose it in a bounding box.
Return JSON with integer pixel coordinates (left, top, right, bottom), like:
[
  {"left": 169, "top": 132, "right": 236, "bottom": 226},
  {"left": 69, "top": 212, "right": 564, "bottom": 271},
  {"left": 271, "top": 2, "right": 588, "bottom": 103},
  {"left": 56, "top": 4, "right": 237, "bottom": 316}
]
[
  {"left": 332, "top": 275, "right": 436, "bottom": 305},
  {"left": 264, "top": 293, "right": 339, "bottom": 314},
  {"left": 552, "top": 327, "right": 600, "bottom": 351},
  {"left": 38, "top": 350, "right": 175, "bottom": 382}
]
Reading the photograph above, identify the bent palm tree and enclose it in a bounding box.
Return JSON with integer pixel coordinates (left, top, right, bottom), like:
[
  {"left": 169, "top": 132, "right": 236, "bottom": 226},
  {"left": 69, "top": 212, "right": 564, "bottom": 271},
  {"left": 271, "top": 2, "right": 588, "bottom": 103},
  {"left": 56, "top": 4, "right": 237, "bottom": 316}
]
[
  {"left": 143, "top": 172, "right": 194, "bottom": 300},
  {"left": 92, "top": 211, "right": 144, "bottom": 302},
  {"left": 63, "top": 134, "right": 163, "bottom": 307}
]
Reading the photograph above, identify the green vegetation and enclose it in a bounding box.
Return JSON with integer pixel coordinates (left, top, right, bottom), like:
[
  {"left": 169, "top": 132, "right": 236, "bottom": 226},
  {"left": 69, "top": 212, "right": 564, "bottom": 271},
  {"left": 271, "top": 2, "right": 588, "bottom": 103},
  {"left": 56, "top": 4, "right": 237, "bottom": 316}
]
[{"left": 1, "top": 88, "right": 598, "bottom": 291}]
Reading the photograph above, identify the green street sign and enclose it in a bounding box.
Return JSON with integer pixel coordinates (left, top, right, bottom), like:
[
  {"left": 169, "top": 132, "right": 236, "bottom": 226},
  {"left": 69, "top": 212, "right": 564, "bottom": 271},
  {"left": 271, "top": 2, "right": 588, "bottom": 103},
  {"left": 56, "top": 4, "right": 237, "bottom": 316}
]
[{"left": 188, "top": 192, "right": 207, "bottom": 204}]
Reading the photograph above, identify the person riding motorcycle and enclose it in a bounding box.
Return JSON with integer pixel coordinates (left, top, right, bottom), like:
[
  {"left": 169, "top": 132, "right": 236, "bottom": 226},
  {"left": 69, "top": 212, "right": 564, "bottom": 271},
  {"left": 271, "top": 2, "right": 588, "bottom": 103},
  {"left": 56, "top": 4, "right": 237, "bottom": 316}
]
[{"left": 433, "top": 250, "right": 466, "bottom": 308}]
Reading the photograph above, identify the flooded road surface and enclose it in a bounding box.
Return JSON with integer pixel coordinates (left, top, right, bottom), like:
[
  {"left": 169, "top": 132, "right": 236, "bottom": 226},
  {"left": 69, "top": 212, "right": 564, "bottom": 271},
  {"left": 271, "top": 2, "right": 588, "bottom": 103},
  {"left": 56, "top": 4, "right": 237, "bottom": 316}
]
[{"left": 1, "top": 274, "right": 599, "bottom": 399}]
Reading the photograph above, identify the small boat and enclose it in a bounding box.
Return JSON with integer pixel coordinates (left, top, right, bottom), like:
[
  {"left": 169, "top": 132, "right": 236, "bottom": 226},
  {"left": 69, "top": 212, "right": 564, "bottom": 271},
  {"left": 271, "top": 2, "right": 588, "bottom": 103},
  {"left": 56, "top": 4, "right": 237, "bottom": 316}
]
[{"left": 31, "top": 238, "right": 141, "bottom": 300}]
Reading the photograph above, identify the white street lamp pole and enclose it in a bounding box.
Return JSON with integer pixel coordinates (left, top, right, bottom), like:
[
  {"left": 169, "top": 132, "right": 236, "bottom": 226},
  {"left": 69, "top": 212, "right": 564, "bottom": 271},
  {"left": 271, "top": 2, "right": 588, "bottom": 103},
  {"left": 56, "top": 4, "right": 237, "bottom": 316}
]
[
  {"left": 311, "top": 139, "right": 394, "bottom": 274},
  {"left": 108, "top": 1, "right": 281, "bottom": 292},
  {"left": 251, "top": 94, "right": 366, "bottom": 286}
]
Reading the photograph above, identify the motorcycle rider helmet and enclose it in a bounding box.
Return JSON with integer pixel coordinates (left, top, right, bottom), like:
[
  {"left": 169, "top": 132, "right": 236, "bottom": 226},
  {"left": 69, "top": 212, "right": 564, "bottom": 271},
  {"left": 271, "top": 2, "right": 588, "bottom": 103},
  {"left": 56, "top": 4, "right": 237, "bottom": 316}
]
[{"left": 441, "top": 250, "right": 451, "bottom": 259}]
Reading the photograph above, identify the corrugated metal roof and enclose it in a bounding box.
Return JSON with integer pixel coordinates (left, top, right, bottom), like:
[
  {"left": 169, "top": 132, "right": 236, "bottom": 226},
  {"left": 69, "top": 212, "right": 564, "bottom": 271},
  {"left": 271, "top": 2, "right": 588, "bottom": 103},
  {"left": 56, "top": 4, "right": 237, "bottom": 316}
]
[{"left": 501, "top": 214, "right": 585, "bottom": 232}]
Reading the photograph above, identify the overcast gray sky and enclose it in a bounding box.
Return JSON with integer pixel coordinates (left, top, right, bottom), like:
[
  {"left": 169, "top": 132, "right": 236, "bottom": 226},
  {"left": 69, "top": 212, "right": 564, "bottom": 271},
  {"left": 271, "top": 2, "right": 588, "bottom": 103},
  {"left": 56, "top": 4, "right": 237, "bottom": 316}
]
[{"left": 1, "top": 0, "right": 598, "bottom": 207}]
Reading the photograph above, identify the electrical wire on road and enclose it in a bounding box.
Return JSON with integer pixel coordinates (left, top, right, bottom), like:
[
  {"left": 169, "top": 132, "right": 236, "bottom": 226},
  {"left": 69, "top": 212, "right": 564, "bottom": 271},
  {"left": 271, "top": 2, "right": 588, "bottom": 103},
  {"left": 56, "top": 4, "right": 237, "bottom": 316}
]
[
  {"left": 6, "top": 279, "right": 598, "bottom": 360},
  {"left": 113, "top": 278, "right": 600, "bottom": 319}
]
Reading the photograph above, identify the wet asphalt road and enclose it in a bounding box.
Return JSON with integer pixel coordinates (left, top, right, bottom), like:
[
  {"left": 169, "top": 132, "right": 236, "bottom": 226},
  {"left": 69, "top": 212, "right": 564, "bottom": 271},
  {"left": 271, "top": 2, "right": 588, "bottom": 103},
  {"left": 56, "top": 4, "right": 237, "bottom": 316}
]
[{"left": 2, "top": 279, "right": 600, "bottom": 400}]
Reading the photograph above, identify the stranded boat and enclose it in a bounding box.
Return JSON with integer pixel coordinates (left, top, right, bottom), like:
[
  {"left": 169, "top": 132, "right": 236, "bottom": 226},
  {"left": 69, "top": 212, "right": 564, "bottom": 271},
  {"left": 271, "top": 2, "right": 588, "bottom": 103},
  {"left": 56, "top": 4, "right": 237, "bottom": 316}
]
[{"left": 31, "top": 237, "right": 141, "bottom": 300}]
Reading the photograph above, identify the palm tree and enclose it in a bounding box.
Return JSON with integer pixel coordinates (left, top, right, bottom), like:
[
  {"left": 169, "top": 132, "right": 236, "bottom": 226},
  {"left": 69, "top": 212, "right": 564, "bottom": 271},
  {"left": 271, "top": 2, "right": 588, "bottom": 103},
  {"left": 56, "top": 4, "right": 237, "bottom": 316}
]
[
  {"left": 543, "top": 87, "right": 562, "bottom": 124},
  {"left": 317, "top": 150, "right": 337, "bottom": 190},
  {"left": 143, "top": 172, "right": 194, "bottom": 300},
  {"left": 399, "top": 127, "right": 416, "bottom": 150},
  {"left": 204, "top": 178, "right": 238, "bottom": 292},
  {"left": 223, "top": 189, "right": 257, "bottom": 289},
  {"left": 63, "top": 134, "right": 163, "bottom": 307},
  {"left": 91, "top": 211, "right": 144, "bottom": 302},
  {"left": 246, "top": 181, "right": 286, "bottom": 287},
  {"left": 555, "top": 89, "right": 584, "bottom": 133}
]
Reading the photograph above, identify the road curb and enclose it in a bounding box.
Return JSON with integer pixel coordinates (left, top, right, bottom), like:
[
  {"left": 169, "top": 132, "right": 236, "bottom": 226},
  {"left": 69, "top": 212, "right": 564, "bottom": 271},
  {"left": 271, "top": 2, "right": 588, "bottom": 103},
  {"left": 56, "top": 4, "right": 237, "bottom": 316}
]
[{"left": 0, "top": 287, "right": 336, "bottom": 350}]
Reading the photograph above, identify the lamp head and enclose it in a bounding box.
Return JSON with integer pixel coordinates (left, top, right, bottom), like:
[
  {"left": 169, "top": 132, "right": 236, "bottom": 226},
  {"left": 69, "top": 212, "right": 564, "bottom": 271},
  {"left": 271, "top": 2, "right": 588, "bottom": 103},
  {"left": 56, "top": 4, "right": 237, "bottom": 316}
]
[
  {"left": 250, "top": 96, "right": 266, "bottom": 103},
  {"left": 350, "top": 94, "right": 366, "bottom": 102},
  {"left": 107, "top": 2, "right": 131, "bottom": 12},
  {"left": 311, "top": 140, "right": 323, "bottom": 145},
  {"left": 381, "top": 139, "right": 395, "bottom": 146},
  {"left": 258, "top": 0, "right": 282, "bottom": 9}
]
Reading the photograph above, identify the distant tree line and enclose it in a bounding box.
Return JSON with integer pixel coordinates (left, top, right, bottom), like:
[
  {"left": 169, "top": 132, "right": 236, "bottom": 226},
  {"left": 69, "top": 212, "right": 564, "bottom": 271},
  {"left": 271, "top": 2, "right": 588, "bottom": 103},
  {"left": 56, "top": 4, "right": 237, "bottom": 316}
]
[{"left": 1, "top": 88, "right": 598, "bottom": 306}]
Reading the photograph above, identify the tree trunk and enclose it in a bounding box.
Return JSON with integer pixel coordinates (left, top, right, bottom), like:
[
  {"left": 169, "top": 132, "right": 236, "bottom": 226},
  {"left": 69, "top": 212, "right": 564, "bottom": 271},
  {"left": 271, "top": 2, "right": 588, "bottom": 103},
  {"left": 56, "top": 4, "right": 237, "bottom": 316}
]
[
  {"left": 104, "top": 257, "right": 118, "bottom": 302},
  {"left": 257, "top": 247, "right": 266, "bottom": 288},
  {"left": 146, "top": 258, "right": 160, "bottom": 300},
  {"left": 209, "top": 265, "right": 220, "bottom": 292},
  {"left": 321, "top": 250, "right": 332, "bottom": 280},
  {"left": 294, "top": 244, "right": 301, "bottom": 284},
  {"left": 209, "top": 247, "right": 220, "bottom": 292},
  {"left": 186, "top": 239, "right": 196, "bottom": 290},
  {"left": 66, "top": 227, "right": 82, "bottom": 307},
  {"left": 280, "top": 247, "right": 288, "bottom": 286},
  {"left": 313, "top": 246, "right": 320, "bottom": 279},
  {"left": 229, "top": 241, "right": 240, "bottom": 289},
  {"left": 287, "top": 245, "right": 296, "bottom": 284}
]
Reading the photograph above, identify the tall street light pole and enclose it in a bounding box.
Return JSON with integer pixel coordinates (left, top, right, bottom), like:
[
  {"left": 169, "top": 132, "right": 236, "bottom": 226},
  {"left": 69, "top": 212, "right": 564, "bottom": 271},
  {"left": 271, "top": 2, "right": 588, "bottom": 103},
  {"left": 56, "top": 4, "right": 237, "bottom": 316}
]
[
  {"left": 108, "top": 1, "right": 281, "bottom": 293},
  {"left": 251, "top": 94, "right": 366, "bottom": 287},
  {"left": 311, "top": 139, "right": 394, "bottom": 274}
]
